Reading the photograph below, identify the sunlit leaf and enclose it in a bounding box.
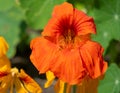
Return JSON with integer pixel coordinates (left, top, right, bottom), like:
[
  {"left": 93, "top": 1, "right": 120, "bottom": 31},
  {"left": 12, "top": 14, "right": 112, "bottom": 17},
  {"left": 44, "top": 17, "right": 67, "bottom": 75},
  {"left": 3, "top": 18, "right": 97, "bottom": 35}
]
[
  {"left": 98, "top": 63, "right": 120, "bottom": 93},
  {"left": 92, "top": 0, "right": 120, "bottom": 50},
  {"left": 19, "top": 0, "right": 66, "bottom": 29}
]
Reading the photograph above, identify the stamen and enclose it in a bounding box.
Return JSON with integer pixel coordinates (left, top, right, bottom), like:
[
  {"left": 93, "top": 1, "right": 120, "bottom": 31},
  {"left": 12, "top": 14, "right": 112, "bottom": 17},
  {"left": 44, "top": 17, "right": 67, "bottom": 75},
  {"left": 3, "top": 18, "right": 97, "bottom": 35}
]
[
  {"left": 64, "top": 29, "right": 75, "bottom": 44},
  {"left": 58, "top": 29, "right": 76, "bottom": 49}
]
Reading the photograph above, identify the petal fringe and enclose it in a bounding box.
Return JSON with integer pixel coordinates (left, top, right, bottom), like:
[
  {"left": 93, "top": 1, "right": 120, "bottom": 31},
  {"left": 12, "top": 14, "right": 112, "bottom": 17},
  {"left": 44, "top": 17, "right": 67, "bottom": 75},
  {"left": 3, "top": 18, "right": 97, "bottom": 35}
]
[
  {"left": 30, "top": 37, "right": 59, "bottom": 73},
  {"left": 80, "top": 41, "right": 108, "bottom": 78}
]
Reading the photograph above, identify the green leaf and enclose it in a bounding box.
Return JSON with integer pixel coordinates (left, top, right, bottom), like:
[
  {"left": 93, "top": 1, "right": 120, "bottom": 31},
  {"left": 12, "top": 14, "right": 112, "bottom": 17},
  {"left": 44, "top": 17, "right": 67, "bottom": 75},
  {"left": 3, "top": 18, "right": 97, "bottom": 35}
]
[
  {"left": 74, "top": 3, "right": 87, "bottom": 13},
  {"left": 19, "top": 0, "right": 66, "bottom": 30},
  {"left": 98, "top": 63, "right": 120, "bottom": 93},
  {"left": 0, "top": 0, "right": 15, "bottom": 12},
  {"left": 0, "top": 3, "right": 24, "bottom": 58},
  {"left": 19, "top": 0, "right": 34, "bottom": 9},
  {"left": 92, "top": 0, "right": 120, "bottom": 50}
]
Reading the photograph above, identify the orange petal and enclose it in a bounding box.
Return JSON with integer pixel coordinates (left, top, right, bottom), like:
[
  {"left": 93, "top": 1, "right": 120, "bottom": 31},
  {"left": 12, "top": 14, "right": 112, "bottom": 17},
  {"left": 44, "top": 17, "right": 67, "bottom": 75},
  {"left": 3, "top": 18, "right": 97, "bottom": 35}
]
[
  {"left": 0, "top": 65, "right": 12, "bottom": 93},
  {"left": 42, "top": 2, "right": 73, "bottom": 37},
  {"left": 52, "top": 2, "right": 73, "bottom": 17},
  {"left": 0, "top": 74, "right": 12, "bottom": 93},
  {"left": 73, "top": 9, "right": 96, "bottom": 35},
  {"left": 30, "top": 37, "right": 59, "bottom": 73},
  {"left": 0, "top": 65, "right": 10, "bottom": 78},
  {"left": 80, "top": 40, "right": 108, "bottom": 78},
  {"left": 0, "top": 37, "right": 9, "bottom": 57},
  {"left": 0, "top": 55, "right": 11, "bottom": 69},
  {"left": 0, "top": 37, "right": 11, "bottom": 69},
  {"left": 42, "top": 2, "right": 96, "bottom": 37},
  {"left": 44, "top": 71, "right": 55, "bottom": 88},
  {"left": 14, "top": 76, "right": 29, "bottom": 93},
  {"left": 76, "top": 76, "right": 99, "bottom": 93},
  {"left": 18, "top": 69, "right": 42, "bottom": 93},
  {"left": 50, "top": 48, "right": 86, "bottom": 85}
]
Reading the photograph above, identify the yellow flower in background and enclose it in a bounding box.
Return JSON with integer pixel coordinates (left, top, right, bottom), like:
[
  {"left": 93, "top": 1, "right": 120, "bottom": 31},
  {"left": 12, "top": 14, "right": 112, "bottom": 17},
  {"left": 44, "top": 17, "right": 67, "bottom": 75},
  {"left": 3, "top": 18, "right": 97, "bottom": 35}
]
[
  {"left": 0, "top": 37, "right": 11, "bottom": 69},
  {"left": 0, "top": 36, "right": 42, "bottom": 93},
  {"left": 0, "top": 37, "right": 9, "bottom": 57},
  {"left": 0, "top": 67, "right": 42, "bottom": 93}
]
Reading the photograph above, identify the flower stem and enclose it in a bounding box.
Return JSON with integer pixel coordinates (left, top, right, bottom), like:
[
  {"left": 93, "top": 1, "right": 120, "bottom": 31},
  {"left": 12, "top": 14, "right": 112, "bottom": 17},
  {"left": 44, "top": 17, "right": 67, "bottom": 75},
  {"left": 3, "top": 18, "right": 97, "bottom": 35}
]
[
  {"left": 63, "top": 83, "right": 67, "bottom": 93},
  {"left": 72, "top": 85, "right": 76, "bottom": 93}
]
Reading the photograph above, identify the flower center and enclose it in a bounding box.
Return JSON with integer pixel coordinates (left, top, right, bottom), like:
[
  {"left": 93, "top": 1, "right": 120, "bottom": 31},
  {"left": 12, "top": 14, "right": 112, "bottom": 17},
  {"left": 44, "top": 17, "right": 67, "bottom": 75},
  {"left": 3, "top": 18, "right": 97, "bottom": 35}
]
[
  {"left": 58, "top": 29, "right": 90, "bottom": 50},
  {"left": 63, "top": 29, "right": 75, "bottom": 44},
  {"left": 58, "top": 29, "right": 79, "bottom": 49}
]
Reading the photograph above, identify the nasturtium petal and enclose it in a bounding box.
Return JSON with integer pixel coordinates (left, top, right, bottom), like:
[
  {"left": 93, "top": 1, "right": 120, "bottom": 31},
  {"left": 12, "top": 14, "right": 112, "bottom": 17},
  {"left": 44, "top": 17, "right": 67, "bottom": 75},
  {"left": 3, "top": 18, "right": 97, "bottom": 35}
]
[
  {"left": 76, "top": 76, "right": 99, "bottom": 93},
  {"left": 0, "top": 57, "right": 11, "bottom": 72},
  {"left": 14, "top": 77, "right": 28, "bottom": 93},
  {"left": 44, "top": 71, "right": 55, "bottom": 88},
  {"left": 0, "top": 37, "right": 11, "bottom": 68},
  {"left": 0, "top": 65, "right": 42, "bottom": 93},
  {"left": 52, "top": 2, "right": 73, "bottom": 17},
  {"left": 0, "top": 65, "right": 10, "bottom": 78},
  {"left": 18, "top": 69, "right": 42, "bottom": 93},
  {"left": 98, "top": 63, "right": 120, "bottom": 93},
  {"left": 0, "top": 65, "right": 12, "bottom": 93},
  {"left": 0, "top": 74, "right": 12, "bottom": 93},
  {"left": 0, "top": 37, "right": 9, "bottom": 57}
]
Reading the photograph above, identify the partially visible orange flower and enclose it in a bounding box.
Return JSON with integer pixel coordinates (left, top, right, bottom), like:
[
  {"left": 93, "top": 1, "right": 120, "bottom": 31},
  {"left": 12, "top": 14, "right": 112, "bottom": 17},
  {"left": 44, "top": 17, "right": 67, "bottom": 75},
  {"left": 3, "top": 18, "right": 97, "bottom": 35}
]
[
  {"left": 0, "top": 67, "right": 42, "bottom": 93},
  {"left": 0, "top": 36, "right": 42, "bottom": 93},
  {"left": 30, "top": 2, "right": 107, "bottom": 85},
  {"left": 13, "top": 68, "right": 42, "bottom": 93}
]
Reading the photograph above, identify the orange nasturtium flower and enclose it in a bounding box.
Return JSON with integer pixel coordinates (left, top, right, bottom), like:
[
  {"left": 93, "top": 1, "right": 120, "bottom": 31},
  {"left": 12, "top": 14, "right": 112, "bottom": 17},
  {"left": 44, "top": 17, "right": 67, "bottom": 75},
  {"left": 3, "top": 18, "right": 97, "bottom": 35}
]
[
  {"left": 30, "top": 2, "right": 107, "bottom": 93},
  {"left": 0, "top": 36, "right": 42, "bottom": 93}
]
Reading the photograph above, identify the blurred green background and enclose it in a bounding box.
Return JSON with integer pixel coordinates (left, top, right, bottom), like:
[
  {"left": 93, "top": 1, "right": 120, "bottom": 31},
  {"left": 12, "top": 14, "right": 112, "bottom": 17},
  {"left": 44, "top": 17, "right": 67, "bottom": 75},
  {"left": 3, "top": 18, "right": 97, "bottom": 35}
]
[{"left": 0, "top": 0, "right": 120, "bottom": 93}]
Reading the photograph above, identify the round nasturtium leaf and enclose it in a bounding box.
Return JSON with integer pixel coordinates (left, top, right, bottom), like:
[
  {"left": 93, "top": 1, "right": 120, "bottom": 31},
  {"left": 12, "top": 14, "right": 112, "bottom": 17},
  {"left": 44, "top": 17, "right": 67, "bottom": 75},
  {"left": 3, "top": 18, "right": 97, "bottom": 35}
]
[
  {"left": 92, "top": 0, "right": 120, "bottom": 51},
  {"left": 0, "top": 13, "right": 19, "bottom": 57},
  {"left": 19, "top": 0, "right": 66, "bottom": 30},
  {"left": 98, "top": 63, "right": 120, "bottom": 93},
  {"left": 0, "top": 3, "right": 24, "bottom": 58}
]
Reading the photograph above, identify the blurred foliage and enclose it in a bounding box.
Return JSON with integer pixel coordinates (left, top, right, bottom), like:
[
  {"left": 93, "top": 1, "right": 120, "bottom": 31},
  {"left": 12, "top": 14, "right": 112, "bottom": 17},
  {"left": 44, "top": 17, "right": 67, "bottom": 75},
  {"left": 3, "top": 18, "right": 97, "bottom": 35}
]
[
  {"left": 0, "top": 0, "right": 120, "bottom": 93},
  {"left": 19, "top": 0, "right": 66, "bottom": 29},
  {"left": 0, "top": 0, "right": 24, "bottom": 57},
  {"left": 105, "top": 39, "right": 120, "bottom": 66},
  {"left": 98, "top": 63, "right": 120, "bottom": 93},
  {"left": 92, "top": 0, "right": 120, "bottom": 51}
]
